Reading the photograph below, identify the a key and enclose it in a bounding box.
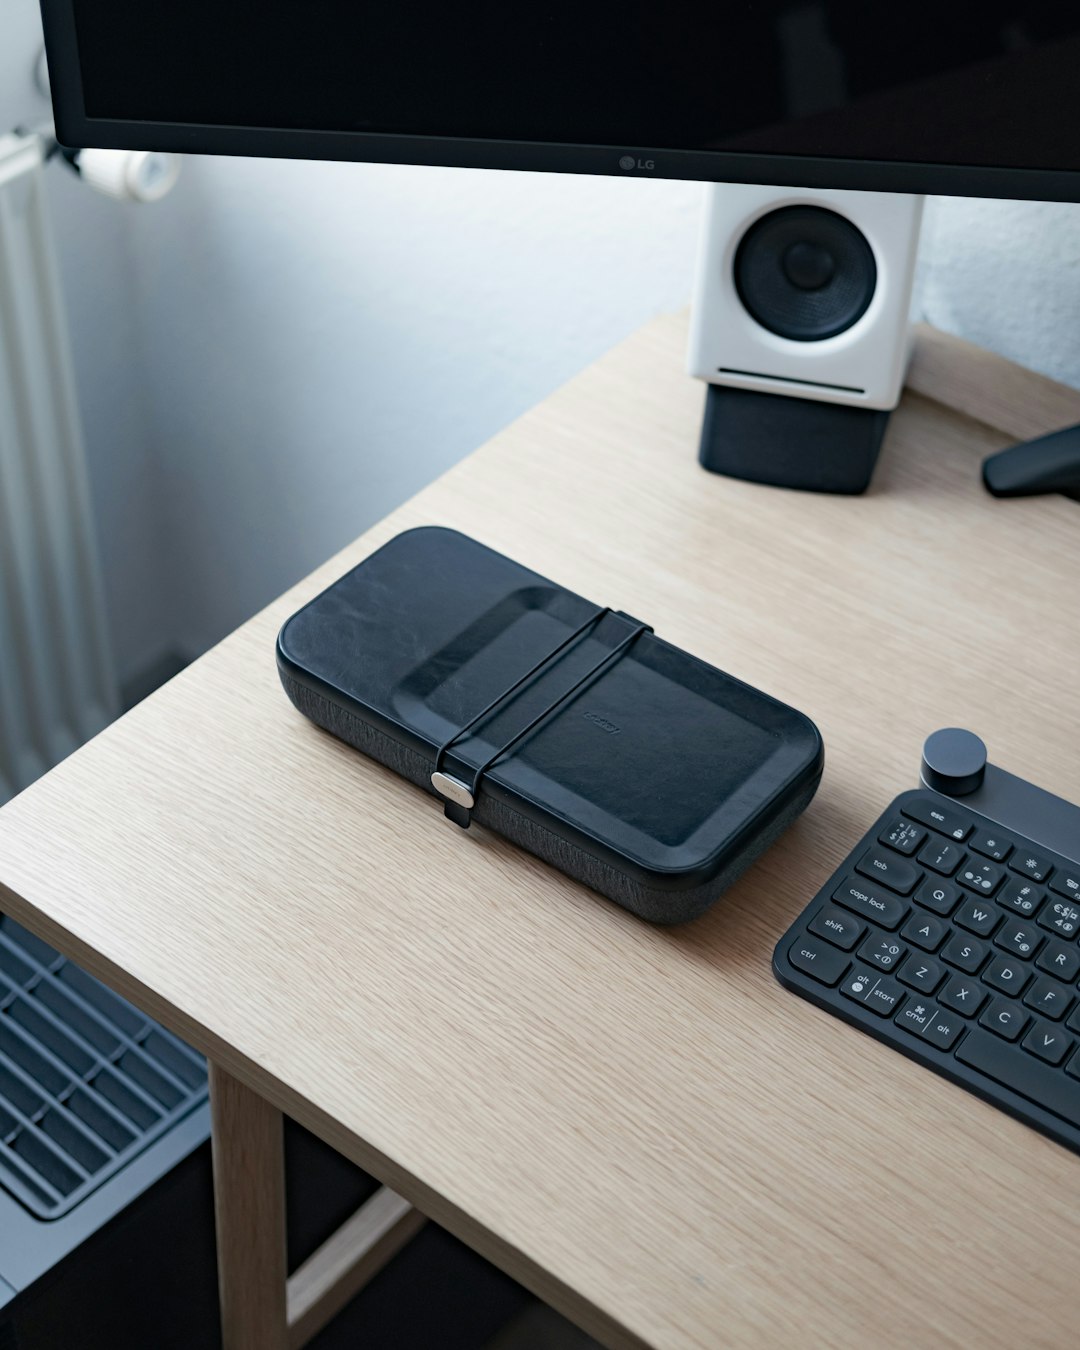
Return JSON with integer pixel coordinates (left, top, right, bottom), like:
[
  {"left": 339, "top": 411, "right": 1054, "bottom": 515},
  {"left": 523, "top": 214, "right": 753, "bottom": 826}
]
[
  {"left": 902, "top": 797, "right": 971, "bottom": 842},
  {"left": 809, "top": 906, "right": 865, "bottom": 951},
  {"left": 914, "top": 878, "right": 962, "bottom": 917},
  {"left": 979, "top": 999, "right": 1027, "bottom": 1041},
  {"left": 957, "top": 1031, "right": 1080, "bottom": 1124},
  {"left": 898, "top": 954, "right": 945, "bottom": 995},
  {"left": 1022, "top": 977, "right": 1074, "bottom": 1021},
  {"left": 923, "top": 1011, "right": 965, "bottom": 1050},
  {"left": 939, "top": 976, "right": 986, "bottom": 1018},
  {"left": 787, "top": 936, "right": 849, "bottom": 986},
  {"left": 1038, "top": 898, "right": 1080, "bottom": 939},
  {"left": 901, "top": 912, "right": 949, "bottom": 951},
  {"left": 970, "top": 830, "right": 1012, "bottom": 863},
  {"left": 1050, "top": 869, "right": 1080, "bottom": 903},
  {"left": 940, "top": 933, "right": 988, "bottom": 974},
  {"left": 840, "top": 969, "right": 905, "bottom": 1016},
  {"left": 857, "top": 933, "right": 907, "bottom": 972},
  {"left": 1036, "top": 940, "right": 1080, "bottom": 983},
  {"left": 983, "top": 955, "right": 1031, "bottom": 998},
  {"left": 894, "top": 1002, "right": 964, "bottom": 1051},
  {"left": 832, "top": 879, "right": 908, "bottom": 930},
  {"left": 958, "top": 860, "right": 1005, "bottom": 896},
  {"left": 1011, "top": 851, "right": 1052, "bottom": 884},
  {"left": 880, "top": 819, "right": 926, "bottom": 856},
  {"left": 994, "top": 920, "right": 1043, "bottom": 960},
  {"left": 953, "top": 897, "right": 1000, "bottom": 937},
  {"left": 918, "top": 839, "right": 965, "bottom": 876},
  {"left": 997, "top": 879, "right": 1043, "bottom": 916},
  {"left": 855, "top": 849, "right": 921, "bottom": 896},
  {"left": 1022, "top": 1020, "right": 1073, "bottom": 1066}
]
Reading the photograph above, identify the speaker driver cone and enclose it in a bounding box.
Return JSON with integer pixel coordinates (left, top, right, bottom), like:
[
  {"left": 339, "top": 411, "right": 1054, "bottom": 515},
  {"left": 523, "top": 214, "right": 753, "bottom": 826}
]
[{"left": 733, "top": 206, "right": 876, "bottom": 341}]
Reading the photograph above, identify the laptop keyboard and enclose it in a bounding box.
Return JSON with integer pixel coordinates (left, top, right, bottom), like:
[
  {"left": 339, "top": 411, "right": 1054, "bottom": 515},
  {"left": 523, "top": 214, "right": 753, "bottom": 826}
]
[
  {"left": 0, "top": 914, "right": 208, "bottom": 1218},
  {"left": 775, "top": 789, "right": 1080, "bottom": 1153}
]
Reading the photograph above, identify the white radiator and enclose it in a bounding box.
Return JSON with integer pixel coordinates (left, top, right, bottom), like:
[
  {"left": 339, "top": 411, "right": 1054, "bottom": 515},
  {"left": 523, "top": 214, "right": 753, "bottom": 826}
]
[{"left": 0, "top": 133, "right": 118, "bottom": 803}]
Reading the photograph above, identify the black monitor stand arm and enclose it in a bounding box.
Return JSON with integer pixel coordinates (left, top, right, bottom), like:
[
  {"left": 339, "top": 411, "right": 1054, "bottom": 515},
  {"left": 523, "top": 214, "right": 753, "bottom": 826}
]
[{"left": 983, "top": 422, "right": 1080, "bottom": 503}]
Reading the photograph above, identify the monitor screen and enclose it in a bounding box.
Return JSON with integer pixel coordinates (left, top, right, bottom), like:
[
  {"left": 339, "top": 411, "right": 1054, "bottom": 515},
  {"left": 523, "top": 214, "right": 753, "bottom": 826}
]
[{"left": 41, "top": 0, "right": 1080, "bottom": 200}]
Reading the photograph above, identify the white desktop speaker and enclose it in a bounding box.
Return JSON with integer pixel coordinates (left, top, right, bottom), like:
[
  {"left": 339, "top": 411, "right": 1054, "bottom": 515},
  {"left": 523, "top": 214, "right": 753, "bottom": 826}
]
[{"left": 688, "top": 183, "right": 924, "bottom": 492}]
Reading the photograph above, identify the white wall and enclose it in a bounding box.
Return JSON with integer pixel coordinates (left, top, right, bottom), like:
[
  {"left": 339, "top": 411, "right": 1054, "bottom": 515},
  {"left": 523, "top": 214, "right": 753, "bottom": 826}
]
[
  {"left": 121, "top": 158, "right": 703, "bottom": 659},
  {"left": 5, "top": 1, "right": 1080, "bottom": 684},
  {"left": 3, "top": 0, "right": 176, "bottom": 689},
  {"left": 122, "top": 164, "right": 1080, "bottom": 664}
]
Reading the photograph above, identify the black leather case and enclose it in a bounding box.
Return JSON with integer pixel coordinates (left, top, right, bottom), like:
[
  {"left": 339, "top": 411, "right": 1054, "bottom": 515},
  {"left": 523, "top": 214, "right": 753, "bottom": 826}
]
[{"left": 276, "top": 527, "right": 823, "bottom": 924}]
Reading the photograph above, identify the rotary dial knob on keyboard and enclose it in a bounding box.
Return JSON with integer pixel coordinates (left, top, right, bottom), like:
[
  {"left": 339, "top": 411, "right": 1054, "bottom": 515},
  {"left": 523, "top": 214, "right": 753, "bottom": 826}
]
[{"left": 921, "top": 728, "right": 988, "bottom": 797}]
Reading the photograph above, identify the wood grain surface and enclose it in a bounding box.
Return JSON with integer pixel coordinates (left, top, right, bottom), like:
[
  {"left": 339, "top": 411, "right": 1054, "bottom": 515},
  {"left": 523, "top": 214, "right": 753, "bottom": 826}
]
[
  {"left": 2, "top": 313, "right": 1080, "bottom": 1348},
  {"left": 210, "top": 1063, "right": 288, "bottom": 1350}
]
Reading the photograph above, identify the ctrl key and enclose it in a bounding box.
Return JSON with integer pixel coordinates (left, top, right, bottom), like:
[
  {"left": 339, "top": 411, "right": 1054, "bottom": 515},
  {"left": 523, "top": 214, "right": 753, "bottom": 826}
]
[{"left": 787, "top": 935, "right": 850, "bottom": 987}]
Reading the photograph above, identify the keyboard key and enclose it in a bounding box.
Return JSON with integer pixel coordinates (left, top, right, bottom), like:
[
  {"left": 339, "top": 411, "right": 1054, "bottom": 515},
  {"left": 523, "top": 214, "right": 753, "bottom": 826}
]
[
  {"left": 917, "top": 839, "right": 965, "bottom": 876},
  {"left": 983, "top": 955, "right": 1031, "bottom": 998},
  {"left": 902, "top": 797, "right": 971, "bottom": 842},
  {"left": 953, "top": 898, "right": 1000, "bottom": 938},
  {"left": 1038, "top": 898, "right": 1080, "bottom": 939},
  {"left": 957, "top": 860, "right": 1005, "bottom": 896},
  {"left": 809, "top": 907, "right": 865, "bottom": 951},
  {"left": 858, "top": 933, "right": 907, "bottom": 972},
  {"left": 924, "top": 1008, "right": 965, "bottom": 1051},
  {"left": 833, "top": 879, "right": 908, "bottom": 930},
  {"left": 979, "top": 999, "right": 1027, "bottom": 1041},
  {"left": 957, "top": 1029, "right": 1080, "bottom": 1125},
  {"left": 940, "top": 933, "right": 988, "bottom": 974},
  {"left": 939, "top": 976, "right": 986, "bottom": 1018},
  {"left": 898, "top": 954, "right": 945, "bottom": 995},
  {"left": 1067, "top": 1051, "right": 1080, "bottom": 1081},
  {"left": 901, "top": 912, "right": 949, "bottom": 951},
  {"left": 995, "top": 920, "right": 1043, "bottom": 960},
  {"left": 880, "top": 819, "right": 926, "bottom": 855},
  {"left": 855, "top": 849, "right": 921, "bottom": 896},
  {"left": 970, "top": 830, "right": 1012, "bottom": 863},
  {"left": 914, "top": 878, "right": 962, "bottom": 917},
  {"left": 787, "top": 936, "right": 849, "bottom": 986},
  {"left": 1067, "top": 1005, "right": 1080, "bottom": 1037},
  {"left": 1050, "top": 869, "right": 1080, "bottom": 902},
  {"left": 894, "top": 999, "right": 964, "bottom": 1049},
  {"left": 841, "top": 968, "right": 905, "bottom": 1017},
  {"left": 894, "top": 999, "right": 938, "bottom": 1037},
  {"left": 997, "top": 879, "right": 1043, "bottom": 917},
  {"left": 1023, "top": 977, "right": 1074, "bottom": 1022},
  {"left": 1036, "top": 940, "right": 1080, "bottom": 983},
  {"left": 1011, "top": 851, "right": 1052, "bottom": 884},
  {"left": 1022, "top": 1020, "right": 1073, "bottom": 1066}
]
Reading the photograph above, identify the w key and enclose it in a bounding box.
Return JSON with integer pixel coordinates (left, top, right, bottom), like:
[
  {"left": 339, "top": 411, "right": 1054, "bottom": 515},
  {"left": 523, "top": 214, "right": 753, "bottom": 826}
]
[{"left": 954, "top": 897, "right": 1000, "bottom": 937}]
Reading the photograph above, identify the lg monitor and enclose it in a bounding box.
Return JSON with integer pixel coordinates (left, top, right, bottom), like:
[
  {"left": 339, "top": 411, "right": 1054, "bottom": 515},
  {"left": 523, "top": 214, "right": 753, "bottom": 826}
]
[{"left": 39, "top": 2, "right": 1080, "bottom": 201}]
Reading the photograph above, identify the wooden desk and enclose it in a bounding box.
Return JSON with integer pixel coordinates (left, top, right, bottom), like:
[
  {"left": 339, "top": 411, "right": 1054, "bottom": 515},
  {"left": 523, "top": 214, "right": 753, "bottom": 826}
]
[{"left": 2, "top": 314, "right": 1080, "bottom": 1350}]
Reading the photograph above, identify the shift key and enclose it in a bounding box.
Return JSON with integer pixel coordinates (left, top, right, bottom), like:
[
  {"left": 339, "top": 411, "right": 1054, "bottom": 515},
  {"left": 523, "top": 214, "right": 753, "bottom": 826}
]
[{"left": 833, "top": 877, "right": 909, "bottom": 929}]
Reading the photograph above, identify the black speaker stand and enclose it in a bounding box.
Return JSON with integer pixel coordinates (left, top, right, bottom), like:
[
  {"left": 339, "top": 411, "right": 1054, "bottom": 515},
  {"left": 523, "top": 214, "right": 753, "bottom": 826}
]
[
  {"left": 698, "top": 384, "right": 890, "bottom": 495},
  {"left": 982, "top": 422, "right": 1080, "bottom": 502}
]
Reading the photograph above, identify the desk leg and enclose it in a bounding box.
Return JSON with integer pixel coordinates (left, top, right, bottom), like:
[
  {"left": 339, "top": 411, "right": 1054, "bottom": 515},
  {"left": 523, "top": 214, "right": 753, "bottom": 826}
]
[{"left": 209, "top": 1062, "right": 289, "bottom": 1350}]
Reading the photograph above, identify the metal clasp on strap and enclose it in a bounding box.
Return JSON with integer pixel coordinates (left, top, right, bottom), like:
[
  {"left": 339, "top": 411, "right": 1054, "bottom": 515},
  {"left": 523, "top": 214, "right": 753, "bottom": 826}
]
[{"left": 429, "top": 606, "right": 649, "bottom": 828}]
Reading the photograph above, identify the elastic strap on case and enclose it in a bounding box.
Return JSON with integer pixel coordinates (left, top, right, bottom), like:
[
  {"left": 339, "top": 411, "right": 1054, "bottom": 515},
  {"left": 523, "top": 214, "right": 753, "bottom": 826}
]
[{"left": 431, "top": 608, "right": 649, "bottom": 827}]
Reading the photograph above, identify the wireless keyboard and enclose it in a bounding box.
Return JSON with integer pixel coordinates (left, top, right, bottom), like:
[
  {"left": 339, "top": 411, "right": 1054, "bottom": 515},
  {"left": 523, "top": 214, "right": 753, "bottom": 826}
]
[{"left": 774, "top": 729, "right": 1080, "bottom": 1154}]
